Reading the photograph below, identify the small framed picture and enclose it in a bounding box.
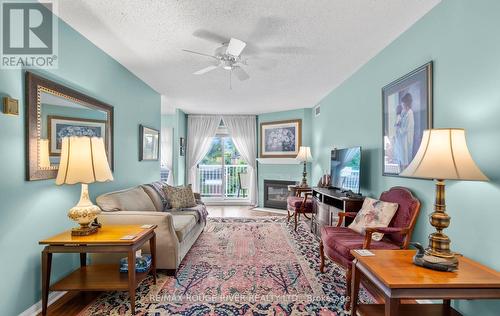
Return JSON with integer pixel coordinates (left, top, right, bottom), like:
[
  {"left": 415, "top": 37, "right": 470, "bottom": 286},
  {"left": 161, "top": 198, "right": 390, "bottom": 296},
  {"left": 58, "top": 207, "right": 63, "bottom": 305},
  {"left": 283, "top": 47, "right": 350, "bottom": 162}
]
[
  {"left": 260, "top": 119, "right": 302, "bottom": 158},
  {"left": 382, "top": 62, "right": 433, "bottom": 176},
  {"left": 179, "top": 137, "right": 185, "bottom": 156},
  {"left": 139, "top": 125, "right": 159, "bottom": 161}
]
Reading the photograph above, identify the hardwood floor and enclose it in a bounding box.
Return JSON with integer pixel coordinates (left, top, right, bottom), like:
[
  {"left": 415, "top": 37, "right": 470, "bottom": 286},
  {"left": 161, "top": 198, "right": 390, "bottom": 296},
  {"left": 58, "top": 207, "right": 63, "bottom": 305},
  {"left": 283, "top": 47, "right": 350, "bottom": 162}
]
[
  {"left": 207, "top": 205, "right": 286, "bottom": 217},
  {"left": 37, "top": 205, "right": 285, "bottom": 316}
]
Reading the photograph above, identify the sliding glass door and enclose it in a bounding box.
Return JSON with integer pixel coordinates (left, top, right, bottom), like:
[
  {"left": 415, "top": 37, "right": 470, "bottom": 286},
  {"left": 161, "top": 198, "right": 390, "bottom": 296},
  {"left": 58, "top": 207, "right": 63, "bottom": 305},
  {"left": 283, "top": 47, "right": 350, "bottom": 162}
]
[{"left": 198, "top": 136, "right": 248, "bottom": 201}]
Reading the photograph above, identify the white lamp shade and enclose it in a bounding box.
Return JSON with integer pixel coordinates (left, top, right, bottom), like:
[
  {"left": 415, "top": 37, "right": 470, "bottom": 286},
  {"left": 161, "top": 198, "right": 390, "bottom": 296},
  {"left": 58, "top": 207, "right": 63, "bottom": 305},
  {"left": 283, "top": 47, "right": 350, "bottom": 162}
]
[
  {"left": 56, "top": 136, "right": 114, "bottom": 185},
  {"left": 400, "top": 129, "right": 488, "bottom": 181},
  {"left": 39, "top": 139, "right": 51, "bottom": 169},
  {"left": 296, "top": 146, "right": 313, "bottom": 162}
]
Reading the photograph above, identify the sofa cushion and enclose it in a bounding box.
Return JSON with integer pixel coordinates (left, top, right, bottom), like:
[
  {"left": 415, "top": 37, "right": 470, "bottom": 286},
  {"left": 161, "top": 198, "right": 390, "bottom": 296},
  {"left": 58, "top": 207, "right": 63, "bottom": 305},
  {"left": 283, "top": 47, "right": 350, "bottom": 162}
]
[
  {"left": 172, "top": 215, "right": 197, "bottom": 242},
  {"left": 170, "top": 210, "right": 200, "bottom": 222},
  {"left": 348, "top": 197, "right": 398, "bottom": 241},
  {"left": 321, "top": 226, "right": 399, "bottom": 263},
  {"left": 96, "top": 187, "right": 156, "bottom": 212},
  {"left": 286, "top": 196, "right": 313, "bottom": 212},
  {"left": 164, "top": 184, "right": 197, "bottom": 209}
]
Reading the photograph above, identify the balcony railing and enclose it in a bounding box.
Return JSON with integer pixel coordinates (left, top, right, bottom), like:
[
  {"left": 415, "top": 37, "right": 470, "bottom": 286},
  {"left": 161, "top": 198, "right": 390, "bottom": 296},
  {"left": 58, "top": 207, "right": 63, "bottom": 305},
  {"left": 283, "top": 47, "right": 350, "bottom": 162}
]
[{"left": 198, "top": 164, "right": 248, "bottom": 198}]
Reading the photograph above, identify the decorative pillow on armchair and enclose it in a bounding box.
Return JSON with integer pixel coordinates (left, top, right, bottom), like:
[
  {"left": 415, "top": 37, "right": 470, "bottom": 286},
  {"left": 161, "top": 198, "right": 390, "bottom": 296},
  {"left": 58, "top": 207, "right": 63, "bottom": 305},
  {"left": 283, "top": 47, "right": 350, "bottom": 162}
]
[
  {"left": 348, "top": 197, "right": 399, "bottom": 241},
  {"left": 163, "top": 184, "right": 197, "bottom": 209}
]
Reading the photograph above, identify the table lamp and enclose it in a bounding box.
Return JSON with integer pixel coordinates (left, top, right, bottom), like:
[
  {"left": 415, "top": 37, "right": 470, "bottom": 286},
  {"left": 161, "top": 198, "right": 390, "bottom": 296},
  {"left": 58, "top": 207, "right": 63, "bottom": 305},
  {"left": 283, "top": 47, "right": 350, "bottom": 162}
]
[
  {"left": 296, "top": 146, "right": 313, "bottom": 187},
  {"left": 400, "top": 128, "right": 488, "bottom": 267},
  {"left": 56, "top": 136, "right": 113, "bottom": 236}
]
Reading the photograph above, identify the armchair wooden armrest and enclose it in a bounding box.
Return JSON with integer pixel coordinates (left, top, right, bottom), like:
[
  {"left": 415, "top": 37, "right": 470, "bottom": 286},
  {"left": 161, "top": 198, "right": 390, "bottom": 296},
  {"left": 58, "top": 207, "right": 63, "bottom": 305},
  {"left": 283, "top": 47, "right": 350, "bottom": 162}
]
[
  {"left": 363, "top": 227, "right": 410, "bottom": 249},
  {"left": 336, "top": 211, "right": 358, "bottom": 227}
]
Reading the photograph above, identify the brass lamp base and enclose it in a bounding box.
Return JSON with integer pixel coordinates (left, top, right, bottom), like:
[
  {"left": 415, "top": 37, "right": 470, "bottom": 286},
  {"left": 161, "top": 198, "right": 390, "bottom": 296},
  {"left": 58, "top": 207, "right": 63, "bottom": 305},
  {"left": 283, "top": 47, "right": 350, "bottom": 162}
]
[
  {"left": 299, "top": 161, "right": 309, "bottom": 187},
  {"left": 426, "top": 179, "right": 459, "bottom": 269}
]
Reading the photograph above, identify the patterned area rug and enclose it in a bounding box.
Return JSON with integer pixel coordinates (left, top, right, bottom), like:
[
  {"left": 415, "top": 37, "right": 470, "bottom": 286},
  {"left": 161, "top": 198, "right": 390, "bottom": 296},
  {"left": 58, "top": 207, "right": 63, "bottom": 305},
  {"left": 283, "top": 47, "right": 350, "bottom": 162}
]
[{"left": 79, "top": 217, "right": 373, "bottom": 315}]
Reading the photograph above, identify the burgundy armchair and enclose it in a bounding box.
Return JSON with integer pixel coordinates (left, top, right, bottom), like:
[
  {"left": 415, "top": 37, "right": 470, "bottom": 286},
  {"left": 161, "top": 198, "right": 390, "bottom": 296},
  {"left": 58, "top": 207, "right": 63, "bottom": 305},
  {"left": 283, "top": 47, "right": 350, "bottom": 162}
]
[{"left": 319, "top": 187, "right": 421, "bottom": 300}]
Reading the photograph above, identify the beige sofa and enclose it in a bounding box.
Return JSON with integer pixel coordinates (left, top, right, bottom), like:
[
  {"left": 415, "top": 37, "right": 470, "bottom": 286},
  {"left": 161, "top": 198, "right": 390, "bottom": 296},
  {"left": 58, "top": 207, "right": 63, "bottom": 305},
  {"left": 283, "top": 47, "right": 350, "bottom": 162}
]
[{"left": 92, "top": 184, "right": 206, "bottom": 274}]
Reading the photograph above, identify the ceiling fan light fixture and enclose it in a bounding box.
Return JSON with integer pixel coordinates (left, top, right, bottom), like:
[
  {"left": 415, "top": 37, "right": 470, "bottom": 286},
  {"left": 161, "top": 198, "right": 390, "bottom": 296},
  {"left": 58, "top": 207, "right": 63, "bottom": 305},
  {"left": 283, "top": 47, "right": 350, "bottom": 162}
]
[{"left": 222, "top": 60, "right": 233, "bottom": 70}]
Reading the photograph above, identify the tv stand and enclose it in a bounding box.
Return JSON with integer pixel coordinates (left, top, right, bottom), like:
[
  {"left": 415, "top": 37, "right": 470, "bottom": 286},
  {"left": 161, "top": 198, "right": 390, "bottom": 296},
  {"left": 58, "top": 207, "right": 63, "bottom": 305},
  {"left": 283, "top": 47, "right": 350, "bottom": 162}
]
[
  {"left": 311, "top": 187, "right": 365, "bottom": 237},
  {"left": 328, "top": 187, "right": 362, "bottom": 197}
]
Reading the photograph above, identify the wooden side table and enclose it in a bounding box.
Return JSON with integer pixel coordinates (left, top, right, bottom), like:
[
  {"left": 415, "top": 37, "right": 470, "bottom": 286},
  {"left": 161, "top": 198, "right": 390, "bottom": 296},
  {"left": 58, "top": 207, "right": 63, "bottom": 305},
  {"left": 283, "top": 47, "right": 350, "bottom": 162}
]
[
  {"left": 39, "top": 225, "right": 157, "bottom": 315},
  {"left": 351, "top": 250, "right": 500, "bottom": 316}
]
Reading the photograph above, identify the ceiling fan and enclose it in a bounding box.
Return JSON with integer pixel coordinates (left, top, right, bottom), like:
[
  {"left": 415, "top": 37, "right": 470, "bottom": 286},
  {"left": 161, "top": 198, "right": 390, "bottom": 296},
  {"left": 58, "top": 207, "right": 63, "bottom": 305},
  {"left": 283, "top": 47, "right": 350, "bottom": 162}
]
[
  {"left": 183, "top": 25, "right": 311, "bottom": 88},
  {"left": 183, "top": 37, "right": 250, "bottom": 88}
]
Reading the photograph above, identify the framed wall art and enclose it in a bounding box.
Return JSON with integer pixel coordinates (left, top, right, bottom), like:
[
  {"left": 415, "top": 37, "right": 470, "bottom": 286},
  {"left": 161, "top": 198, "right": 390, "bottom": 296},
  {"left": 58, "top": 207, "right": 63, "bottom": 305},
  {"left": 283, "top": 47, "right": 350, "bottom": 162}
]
[
  {"left": 382, "top": 61, "right": 433, "bottom": 176},
  {"left": 48, "top": 116, "right": 107, "bottom": 156},
  {"left": 260, "top": 119, "right": 302, "bottom": 158},
  {"left": 140, "top": 125, "right": 160, "bottom": 161}
]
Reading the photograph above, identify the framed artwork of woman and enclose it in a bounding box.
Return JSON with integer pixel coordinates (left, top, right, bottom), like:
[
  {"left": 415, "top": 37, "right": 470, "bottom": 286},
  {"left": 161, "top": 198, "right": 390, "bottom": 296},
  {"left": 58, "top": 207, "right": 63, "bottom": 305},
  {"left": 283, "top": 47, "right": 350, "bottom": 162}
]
[{"left": 382, "top": 62, "right": 433, "bottom": 177}]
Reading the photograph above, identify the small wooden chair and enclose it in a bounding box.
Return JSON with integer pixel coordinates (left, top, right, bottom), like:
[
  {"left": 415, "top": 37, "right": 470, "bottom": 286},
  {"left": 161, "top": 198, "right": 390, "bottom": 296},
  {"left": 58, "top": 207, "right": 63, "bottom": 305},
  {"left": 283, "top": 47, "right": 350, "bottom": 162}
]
[{"left": 286, "top": 187, "right": 313, "bottom": 231}]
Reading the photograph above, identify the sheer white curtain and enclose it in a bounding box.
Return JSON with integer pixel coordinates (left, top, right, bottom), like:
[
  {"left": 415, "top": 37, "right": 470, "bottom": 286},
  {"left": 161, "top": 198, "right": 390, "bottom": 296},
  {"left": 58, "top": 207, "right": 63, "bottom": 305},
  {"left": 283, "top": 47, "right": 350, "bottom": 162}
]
[
  {"left": 187, "top": 115, "right": 222, "bottom": 189},
  {"left": 160, "top": 127, "right": 173, "bottom": 184},
  {"left": 223, "top": 115, "right": 258, "bottom": 206}
]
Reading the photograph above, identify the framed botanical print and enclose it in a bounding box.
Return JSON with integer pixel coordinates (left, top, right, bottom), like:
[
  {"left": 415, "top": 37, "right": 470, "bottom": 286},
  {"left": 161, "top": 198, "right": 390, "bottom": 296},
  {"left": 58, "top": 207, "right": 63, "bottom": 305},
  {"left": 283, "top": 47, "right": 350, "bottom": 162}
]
[
  {"left": 48, "top": 116, "right": 107, "bottom": 156},
  {"left": 382, "top": 62, "right": 433, "bottom": 176},
  {"left": 260, "top": 119, "right": 302, "bottom": 158},
  {"left": 139, "top": 125, "right": 160, "bottom": 161}
]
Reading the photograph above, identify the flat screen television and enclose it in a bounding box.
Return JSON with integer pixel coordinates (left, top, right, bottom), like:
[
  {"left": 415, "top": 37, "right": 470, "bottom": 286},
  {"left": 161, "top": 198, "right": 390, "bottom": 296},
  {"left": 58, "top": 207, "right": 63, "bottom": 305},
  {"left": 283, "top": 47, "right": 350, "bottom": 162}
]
[{"left": 330, "top": 147, "right": 361, "bottom": 193}]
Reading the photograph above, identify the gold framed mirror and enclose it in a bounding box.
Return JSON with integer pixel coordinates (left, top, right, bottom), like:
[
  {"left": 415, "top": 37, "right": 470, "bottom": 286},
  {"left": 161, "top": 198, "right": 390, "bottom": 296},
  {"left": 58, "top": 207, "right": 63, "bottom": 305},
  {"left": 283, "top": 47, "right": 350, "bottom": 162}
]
[{"left": 26, "top": 72, "right": 114, "bottom": 181}]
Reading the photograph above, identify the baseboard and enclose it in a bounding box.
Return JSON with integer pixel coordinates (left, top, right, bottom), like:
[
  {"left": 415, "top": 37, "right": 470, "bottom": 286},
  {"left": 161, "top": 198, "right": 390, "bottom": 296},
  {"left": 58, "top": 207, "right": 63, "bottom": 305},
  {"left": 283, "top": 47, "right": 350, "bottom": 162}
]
[{"left": 19, "top": 291, "right": 67, "bottom": 316}]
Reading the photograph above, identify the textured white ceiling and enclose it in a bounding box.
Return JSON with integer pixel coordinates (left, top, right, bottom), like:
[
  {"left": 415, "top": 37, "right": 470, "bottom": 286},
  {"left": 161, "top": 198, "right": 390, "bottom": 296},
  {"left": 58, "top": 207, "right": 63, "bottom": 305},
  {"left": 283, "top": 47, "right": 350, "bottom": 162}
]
[{"left": 54, "top": 0, "right": 440, "bottom": 114}]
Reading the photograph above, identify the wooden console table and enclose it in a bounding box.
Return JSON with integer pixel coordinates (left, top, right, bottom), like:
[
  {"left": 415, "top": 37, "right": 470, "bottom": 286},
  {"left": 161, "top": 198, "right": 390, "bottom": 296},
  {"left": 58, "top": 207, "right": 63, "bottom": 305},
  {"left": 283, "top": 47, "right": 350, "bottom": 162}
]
[
  {"left": 311, "top": 187, "right": 364, "bottom": 236},
  {"left": 39, "top": 225, "right": 157, "bottom": 315},
  {"left": 351, "top": 250, "right": 500, "bottom": 316}
]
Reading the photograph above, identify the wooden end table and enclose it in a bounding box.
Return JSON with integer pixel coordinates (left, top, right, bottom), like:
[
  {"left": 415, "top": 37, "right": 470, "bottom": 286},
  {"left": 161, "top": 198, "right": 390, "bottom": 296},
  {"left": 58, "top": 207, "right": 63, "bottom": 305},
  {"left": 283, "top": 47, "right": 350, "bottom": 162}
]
[
  {"left": 39, "top": 225, "right": 157, "bottom": 315},
  {"left": 350, "top": 249, "right": 500, "bottom": 316}
]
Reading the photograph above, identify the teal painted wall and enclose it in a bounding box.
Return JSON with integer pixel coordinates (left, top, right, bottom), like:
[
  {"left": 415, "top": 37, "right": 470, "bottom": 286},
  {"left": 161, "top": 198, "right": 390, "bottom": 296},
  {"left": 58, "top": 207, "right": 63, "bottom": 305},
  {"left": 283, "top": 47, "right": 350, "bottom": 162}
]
[
  {"left": 311, "top": 1, "right": 500, "bottom": 314},
  {"left": 0, "top": 16, "right": 161, "bottom": 316},
  {"left": 257, "top": 109, "right": 312, "bottom": 207},
  {"left": 162, "top": 109, "right": 187, "bottom": 185},
  {"left": 162, "top": 110, "right": 185, "bottom": 185}
]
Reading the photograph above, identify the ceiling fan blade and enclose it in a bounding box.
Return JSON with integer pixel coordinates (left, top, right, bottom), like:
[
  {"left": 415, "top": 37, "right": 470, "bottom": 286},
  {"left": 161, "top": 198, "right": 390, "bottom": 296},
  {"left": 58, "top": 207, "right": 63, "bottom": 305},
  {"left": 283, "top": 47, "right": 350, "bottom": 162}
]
[
  {"left": 226, "top": 38, "right": 247, "bottom": 56},
  {"left": 193, "top": 65, "right": 218, "bottom": 75},
  {"left": 232, "top": 66, "right": 250, "bottom": 81},
  {"left": 248, "top": 16, "right": 286, "bottom": 42},
  {"left": 192, "top": 29, "right": 228, "bottom": 44},
  {"left": 182, "top": 49, "right": 218, "bottom": 59}
]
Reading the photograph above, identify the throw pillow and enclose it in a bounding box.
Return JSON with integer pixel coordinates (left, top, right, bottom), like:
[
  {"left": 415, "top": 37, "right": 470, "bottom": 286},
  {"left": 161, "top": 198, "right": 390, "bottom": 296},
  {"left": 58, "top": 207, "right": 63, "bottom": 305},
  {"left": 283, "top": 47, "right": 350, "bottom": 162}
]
[
  {"left": 348, "top": 197, "right": 399, "bottom": 241},
  {"left": 163, "top": 184, "right": 197, "bottom": 209}
]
